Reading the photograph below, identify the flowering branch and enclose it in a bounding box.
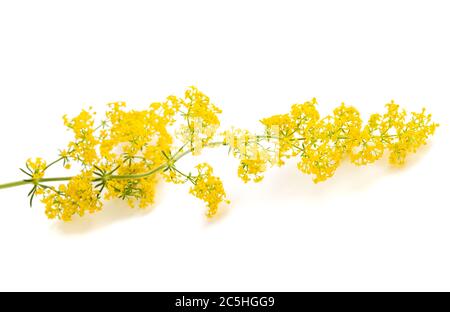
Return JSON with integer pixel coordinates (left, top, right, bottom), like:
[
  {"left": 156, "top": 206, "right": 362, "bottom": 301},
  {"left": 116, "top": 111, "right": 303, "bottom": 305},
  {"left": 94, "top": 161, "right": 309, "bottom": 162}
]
[{"left": 0, "top": 87, "right": 439, "bottom": 221}]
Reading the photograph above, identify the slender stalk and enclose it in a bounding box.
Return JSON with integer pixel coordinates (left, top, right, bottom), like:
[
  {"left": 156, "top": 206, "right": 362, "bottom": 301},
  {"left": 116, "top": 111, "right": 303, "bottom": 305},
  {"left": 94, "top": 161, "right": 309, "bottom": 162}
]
[
  {"left": 44, "top": 157, "right": 64, "bottom": 171},
  {"left": 107, "top": 163, "right": 168, "bottom": 181},
  {"left": 40, "top": 177, "right": 72, "bottom": 183},
  {"left": 0, "top": 177, "right": 74, "bottom": 190},
  {"left": 0, "top": 180, "right": 31, "bottom": 189},
  {"left": 0, "top": 141, "right": 228, "bottom": 191}
]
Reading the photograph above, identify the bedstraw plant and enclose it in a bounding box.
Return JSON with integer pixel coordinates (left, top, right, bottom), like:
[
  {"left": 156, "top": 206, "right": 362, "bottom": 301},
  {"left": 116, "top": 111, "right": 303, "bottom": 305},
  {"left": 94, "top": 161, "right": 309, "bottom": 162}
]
[{"left": 0, "top": 87, "right": 438, "bottom": 221}]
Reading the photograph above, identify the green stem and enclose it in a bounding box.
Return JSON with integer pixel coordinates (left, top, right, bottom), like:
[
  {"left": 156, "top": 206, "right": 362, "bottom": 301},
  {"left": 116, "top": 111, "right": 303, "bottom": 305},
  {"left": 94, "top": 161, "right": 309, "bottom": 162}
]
[
  {"left": 0, "top": 142, "right": 227, "bottom": 191},
  {"left": 45, "top": 157, "right": 64, "bottom": 171},
  {"left": 0, "top": 180, "right": 31, "bottom": 189},
  {"left": 0, "top": 177, "right": 74, "bottom": 190},
  {"left": 106, "top": 163, "right": 168, "bottom": 181}
]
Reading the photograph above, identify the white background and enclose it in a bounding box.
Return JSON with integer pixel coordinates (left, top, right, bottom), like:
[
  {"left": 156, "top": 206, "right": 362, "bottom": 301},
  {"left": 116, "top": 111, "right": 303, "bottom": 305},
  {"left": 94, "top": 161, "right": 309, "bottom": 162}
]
[{"left": 0, "top": 0, "right": 449, "bottom": 291}]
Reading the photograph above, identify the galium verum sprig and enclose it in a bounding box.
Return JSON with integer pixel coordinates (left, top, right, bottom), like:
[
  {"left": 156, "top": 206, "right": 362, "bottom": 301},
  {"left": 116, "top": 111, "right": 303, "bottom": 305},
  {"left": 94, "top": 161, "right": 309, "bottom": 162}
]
[{"left": 0, "top": 87, "right": 438, "bottom": 221}]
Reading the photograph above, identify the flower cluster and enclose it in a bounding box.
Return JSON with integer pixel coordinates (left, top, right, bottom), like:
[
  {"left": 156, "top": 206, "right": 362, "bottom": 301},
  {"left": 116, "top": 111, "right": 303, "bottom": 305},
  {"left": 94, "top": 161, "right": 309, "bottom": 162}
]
[
  {"left": 0, "top": 87, "right": 437, "bottom": 222},
  {"left": 173, "top": 87, "right": 222, "bottom": 155},
  {"left": 189, "top": 163, "right": 229, "bottom": 218},
  {"left": 23, "top": 87, "right": 228, "bottom": 221},
  {"left": 42, "top": 171, "right": 102, "bottom": 221},
  {"left": 25, "top": 158, "right": 47, "bottom": 181},
  {"left": 228, "top": 99, "right": 438, "bottom": 183},
  {"left": 223, "top": 129, "right": 272, "bottom": 183},
  {"left": 63, "top": 109, "right": 99, "bottom": 166}
]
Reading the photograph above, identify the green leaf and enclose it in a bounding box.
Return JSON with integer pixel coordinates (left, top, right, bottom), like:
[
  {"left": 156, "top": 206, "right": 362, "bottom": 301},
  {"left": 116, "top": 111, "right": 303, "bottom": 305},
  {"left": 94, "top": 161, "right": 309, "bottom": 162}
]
[
  {"left": 93, "top": 165, "right": 105, "bottom": 175},
  {"left": 109, "top": 165, "right": 121, "bottom": 175},
  {"left": 161, "top": 150, "right": 170, "bottom": 160},
  {"left": 27, "top": 185, "right": 37, "bottom": 197},
  {"left": 20, "top": 168, "right": 32, "bottom": 177},
  {"left": 29, "top": 190, "right": 36, "bottom": 208}
]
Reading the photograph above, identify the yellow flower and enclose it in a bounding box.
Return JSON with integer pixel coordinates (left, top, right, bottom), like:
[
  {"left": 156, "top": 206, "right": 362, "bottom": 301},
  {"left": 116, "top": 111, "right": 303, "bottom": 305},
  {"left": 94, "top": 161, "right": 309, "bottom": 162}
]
[
  {"left": 298, "top": 142, "right": 342, "bottom": 183},
  {"left": 42, "top": 171, "right": 102, "bottom": 221},
  {"left": 331, "top": 103, "right": 362, "bottom": 152},
  {"left": 104, "top": 162, "right": 159, "bottom": 209},
  {"left": 175, "top": 86, "right": 222, "bottom": 155},
  {"left": 289, "top": 98, "right": 321, "bottom": 137},
  {"left": 190, "top": 163, "right": 228, "bottom": 218},
  {"left": 261, "top": 113, "right": 297, "bottom": 158},
  {"left": 238, "top": 158, "right": 267, "bottom": 183},
  {"left": 258, "top": 99, "right": 438, "bottom": 182},
  {"left": 385, "top": 106, "right": 438, "bottom": 165},
  {"left": 223, "top": 128, "right": 274, "bottom": 182},
  {"left": 64, "top": 109, "right": 99, "bottom": 166},
  {"left": 184, "top": 86, "right": 222, "bottom": 127},
  {"left": 26, "top": 158, "right": 47, "bottom": 180}
]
